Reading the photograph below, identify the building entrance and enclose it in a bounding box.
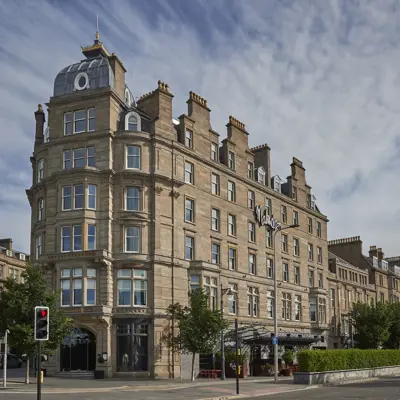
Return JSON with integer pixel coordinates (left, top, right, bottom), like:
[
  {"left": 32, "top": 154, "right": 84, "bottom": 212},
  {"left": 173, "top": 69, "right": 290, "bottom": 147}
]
[{"left": 60, "top": 328, "right": 96, "bottom": 372}]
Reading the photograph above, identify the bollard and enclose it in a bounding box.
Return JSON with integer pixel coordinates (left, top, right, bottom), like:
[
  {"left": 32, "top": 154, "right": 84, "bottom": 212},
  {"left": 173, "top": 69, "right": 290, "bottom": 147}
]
[{"left": 36, "top": 370, "right": 44, "bottom": 384}]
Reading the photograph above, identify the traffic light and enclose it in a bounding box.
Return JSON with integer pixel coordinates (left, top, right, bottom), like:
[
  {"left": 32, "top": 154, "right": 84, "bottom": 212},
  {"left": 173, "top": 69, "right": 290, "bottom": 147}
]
[{"left": 34, "top": 306, "right": 49, "bottom": 341}]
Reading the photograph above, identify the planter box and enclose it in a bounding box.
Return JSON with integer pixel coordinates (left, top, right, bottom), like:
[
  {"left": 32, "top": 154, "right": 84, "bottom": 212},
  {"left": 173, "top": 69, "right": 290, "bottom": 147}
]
[{"left": 294, "top": 365, "right": 400, "bottom": 385}]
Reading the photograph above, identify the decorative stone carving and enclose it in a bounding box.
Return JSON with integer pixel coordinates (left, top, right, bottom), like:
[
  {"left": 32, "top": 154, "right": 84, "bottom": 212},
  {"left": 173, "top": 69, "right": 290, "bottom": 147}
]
[
  {"left": 155, "top": 186, "right": 163, "bottom": 195},
  {"left": 170, "top": 190, "right": 180, "bottom": 198}
]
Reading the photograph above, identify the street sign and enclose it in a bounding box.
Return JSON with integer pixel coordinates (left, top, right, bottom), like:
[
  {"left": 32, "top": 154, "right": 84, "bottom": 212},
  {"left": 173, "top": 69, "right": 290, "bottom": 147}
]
[{"left": 272, "top": 337, "right": 278, "bottom": 345}]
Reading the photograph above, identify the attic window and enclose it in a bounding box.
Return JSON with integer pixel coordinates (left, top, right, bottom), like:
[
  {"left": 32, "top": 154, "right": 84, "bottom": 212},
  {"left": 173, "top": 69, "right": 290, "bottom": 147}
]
[
  {"left": 311, "top": 195, "right": 316, "bottom": 210},
  {"left": 74, "top": 72, "right": 89, "bottom": 91},
  {"left": 125, "top": 88, "right": 132, "bottom": 106},
  {"left": 273, "top": 176, "right": 281, "bottom": 192},
  {"left": 256, "top": 168, "right": 265, "bottom": 185},
  {"left": 125, "top": 111, "right": 141, "bottom": 132}
]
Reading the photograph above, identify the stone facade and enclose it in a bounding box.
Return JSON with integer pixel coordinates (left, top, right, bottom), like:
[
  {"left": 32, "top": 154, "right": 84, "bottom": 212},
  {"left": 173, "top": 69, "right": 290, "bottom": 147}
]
[
  {"left": 327, "top": 251, "right": 376, "bottom": 349},
  {"left": 0, "top": 238, "right": 29, "bottom": 291},
  {"left": 26, "top": 35, "right": 330, "bottom": 379},
  {"left": 328, "top": 237, "right": 390, "bottom": 304}
]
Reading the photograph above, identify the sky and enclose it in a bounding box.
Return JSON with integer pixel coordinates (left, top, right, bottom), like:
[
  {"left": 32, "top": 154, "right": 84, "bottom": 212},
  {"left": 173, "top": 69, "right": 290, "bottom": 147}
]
[{"left": 0, "top": 0, "right": 400, "bottom": 256}]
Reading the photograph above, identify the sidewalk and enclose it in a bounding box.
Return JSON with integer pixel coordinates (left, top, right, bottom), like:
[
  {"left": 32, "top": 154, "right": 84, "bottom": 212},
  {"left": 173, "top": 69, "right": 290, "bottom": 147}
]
[
  {"left": 0, "top": 376, "right": 299, "bottom": 394},
  {"left": 0, "top": 378, "right": 311, "bottom": 400}
]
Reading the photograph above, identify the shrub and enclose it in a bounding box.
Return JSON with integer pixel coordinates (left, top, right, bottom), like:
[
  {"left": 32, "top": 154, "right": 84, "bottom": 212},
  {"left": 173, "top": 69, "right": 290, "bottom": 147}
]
[
  {"left": 283, "top": 350, "right": 294, "bottom": 365},
  {"left": 298, "top": 349, "right": 400, "bottom": 372}
]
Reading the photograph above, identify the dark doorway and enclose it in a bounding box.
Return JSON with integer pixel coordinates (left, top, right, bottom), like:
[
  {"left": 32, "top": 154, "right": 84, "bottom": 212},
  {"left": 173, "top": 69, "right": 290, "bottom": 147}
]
[{"left": 60, "top": 328, "right": 96, "bottom": 372}]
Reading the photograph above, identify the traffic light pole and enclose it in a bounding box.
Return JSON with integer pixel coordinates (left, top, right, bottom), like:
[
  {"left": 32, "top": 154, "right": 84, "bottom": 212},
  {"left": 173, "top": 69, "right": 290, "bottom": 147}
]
[{"left": 37, "top": 340, "right": 41, "bottom": 400}]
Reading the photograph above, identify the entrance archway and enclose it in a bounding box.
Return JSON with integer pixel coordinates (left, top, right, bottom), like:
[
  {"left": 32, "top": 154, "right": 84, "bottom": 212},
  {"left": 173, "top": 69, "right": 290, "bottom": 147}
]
[{"left": 60, "top": 327, "right": 96, "bottom": 372}]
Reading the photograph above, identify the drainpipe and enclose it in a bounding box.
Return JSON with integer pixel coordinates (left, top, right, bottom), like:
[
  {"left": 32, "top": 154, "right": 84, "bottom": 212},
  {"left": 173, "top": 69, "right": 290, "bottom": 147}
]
[{"left": 171, "top": 140, "right": 176, "bottom": 378}]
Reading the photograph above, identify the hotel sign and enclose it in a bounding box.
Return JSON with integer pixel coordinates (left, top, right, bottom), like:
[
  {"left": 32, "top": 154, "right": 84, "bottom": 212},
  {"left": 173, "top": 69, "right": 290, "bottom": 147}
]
[{"left": 254, "top": 205, "right": 281, "bottom": 231}]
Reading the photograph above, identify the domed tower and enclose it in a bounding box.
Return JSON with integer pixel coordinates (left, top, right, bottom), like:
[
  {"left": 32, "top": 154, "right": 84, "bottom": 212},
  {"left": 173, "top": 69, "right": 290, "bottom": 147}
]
[{"left": 26, "top": 32, "right": 181, "bottom": 379}]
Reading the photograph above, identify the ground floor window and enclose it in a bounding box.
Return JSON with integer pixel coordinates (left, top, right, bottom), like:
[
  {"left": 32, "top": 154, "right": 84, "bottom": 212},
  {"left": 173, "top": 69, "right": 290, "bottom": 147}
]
[{"left": 116, "top": 319, "right": 149, "bottom": 372}]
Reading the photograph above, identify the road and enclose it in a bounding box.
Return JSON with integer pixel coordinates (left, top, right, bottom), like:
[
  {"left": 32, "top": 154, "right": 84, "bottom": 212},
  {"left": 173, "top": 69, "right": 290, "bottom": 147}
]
[{"left": 1, "top": 377, "right": 400, "bottom": 399}]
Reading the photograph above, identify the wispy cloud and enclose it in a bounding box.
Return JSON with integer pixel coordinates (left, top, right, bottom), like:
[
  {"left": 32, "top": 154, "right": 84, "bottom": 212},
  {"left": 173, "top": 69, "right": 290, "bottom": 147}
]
[{"left": 1, "top": 0, "right": 400, "bottom": 255}]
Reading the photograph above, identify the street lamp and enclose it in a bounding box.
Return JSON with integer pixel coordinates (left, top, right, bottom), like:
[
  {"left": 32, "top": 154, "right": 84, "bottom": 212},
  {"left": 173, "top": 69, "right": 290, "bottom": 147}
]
[
  {"left": 273, "top": 223, "right": 299, "bottom": 384},
  {"left": 2, "top": 329, "right": 10, "bottom": 389},
  {"left": 220, "top": 284, "right": 231, "bottom": 380}
]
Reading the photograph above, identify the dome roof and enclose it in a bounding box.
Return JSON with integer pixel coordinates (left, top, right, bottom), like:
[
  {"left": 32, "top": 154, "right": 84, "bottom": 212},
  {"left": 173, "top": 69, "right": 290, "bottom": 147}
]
[{"left": 53, "top": 55, "right": 115, "bottom": 97}]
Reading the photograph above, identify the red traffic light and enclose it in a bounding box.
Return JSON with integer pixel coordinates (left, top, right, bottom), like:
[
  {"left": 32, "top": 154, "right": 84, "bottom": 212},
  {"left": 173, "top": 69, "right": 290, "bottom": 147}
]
[{"left": 40, "top": 310, "right": 48, "bottom": 318}]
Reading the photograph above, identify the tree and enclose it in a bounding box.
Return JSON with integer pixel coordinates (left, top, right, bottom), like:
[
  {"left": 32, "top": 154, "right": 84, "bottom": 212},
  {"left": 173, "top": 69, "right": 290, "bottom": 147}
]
[
  {"left": 0, "top": 265, "right": 73, "bottom": 383},
  {"left": 164, "top": 288, "right": 229, "bottom": 381},
  {"left": 385, "top": 302, "right": 400, "bottom": 349},
  {"left": 350, "top": 302, "right": 393, "bottom": 349}
]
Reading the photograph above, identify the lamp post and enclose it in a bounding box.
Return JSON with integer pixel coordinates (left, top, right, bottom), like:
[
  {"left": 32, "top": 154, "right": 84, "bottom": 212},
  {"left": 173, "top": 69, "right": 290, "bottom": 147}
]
[
  {"left": 220, "top": 284, "right": 231, "bottom": 380},
  {"left": 273, "top": 223, "right": 299, "bottom": 384},
  {"left": 2, "top": 329, "right": 10, "bottom": 389}
]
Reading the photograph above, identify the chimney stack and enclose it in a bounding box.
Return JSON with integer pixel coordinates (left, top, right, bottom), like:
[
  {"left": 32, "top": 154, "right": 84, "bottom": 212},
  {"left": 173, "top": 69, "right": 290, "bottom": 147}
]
[
  {"left": 369, "top": 245, "right": 378, "bottom": 258},
  {"left": 35, "top": 104, "right": 45, "bottom": 147},
  {"left": 0, "top": 238, "right": 13, "bottom": 251},
  {"left": 377, "top": 248, "right": 384, "bottom": 261}
]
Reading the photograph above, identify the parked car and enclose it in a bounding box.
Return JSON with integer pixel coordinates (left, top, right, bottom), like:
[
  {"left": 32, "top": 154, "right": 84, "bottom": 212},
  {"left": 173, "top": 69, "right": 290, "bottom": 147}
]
[{"left": 0, "top": 353, "right": 23, "bottom": 369}]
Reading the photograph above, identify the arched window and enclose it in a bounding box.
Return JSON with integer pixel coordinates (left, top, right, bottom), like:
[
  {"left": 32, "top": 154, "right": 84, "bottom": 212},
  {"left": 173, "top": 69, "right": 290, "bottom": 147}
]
[
  {"left": 125, "top": 111, "right": 141, "bottom": 132},
  {"left": 128, "top": 115, "right": 137, "bottom": 131}
]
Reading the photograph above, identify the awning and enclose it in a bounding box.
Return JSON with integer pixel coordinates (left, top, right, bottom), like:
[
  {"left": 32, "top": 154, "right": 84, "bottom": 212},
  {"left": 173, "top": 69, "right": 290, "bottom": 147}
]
[{"left": 223, "top": 325, "right": 320, "bottom": 346}]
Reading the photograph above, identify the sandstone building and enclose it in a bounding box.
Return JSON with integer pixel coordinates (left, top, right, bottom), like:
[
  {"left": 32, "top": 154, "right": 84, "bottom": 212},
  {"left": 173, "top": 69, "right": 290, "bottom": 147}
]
[
  {"left": 327, "top": 251, "right": 375, "bottom": 349},
  {"left": 328, "top": 237, "right": 390, "bottom": 304},
  {"left": 0, "top": 238, "right": 29, "bottom": 293},
  {"left": 26, "top": 33, "right": 329, "bottom": 378}
]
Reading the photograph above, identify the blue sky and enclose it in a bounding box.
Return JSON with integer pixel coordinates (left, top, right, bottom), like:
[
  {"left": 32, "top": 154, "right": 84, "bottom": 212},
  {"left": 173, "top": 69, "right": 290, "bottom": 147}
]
[{"left": 1, "top": 0, "right": 400, "bottom": 256}]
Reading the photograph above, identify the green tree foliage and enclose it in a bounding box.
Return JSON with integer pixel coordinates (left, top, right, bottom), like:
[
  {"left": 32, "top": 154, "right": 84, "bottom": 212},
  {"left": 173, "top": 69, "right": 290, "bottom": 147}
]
[
  {"left": 385, "top": 302, "right": 400, "bottom": 349},
  {"left": 164, "top": 288, "right": 229, "bottom": 381},
  {"left": 0, "top": 265, "right": 73, "bottom": 382},
  {"left": 350, "top": 302, "right": 393, "bottom": 349}
]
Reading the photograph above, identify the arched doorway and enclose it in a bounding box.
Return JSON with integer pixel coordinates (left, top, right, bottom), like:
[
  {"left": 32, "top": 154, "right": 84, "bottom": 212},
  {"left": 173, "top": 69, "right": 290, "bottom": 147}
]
[{"left": 60, "top": 327, "right": 96, "bottom": 372}]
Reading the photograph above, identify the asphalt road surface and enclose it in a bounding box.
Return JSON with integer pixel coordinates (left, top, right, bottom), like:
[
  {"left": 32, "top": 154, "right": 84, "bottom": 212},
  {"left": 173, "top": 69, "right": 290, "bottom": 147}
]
[{"left": 2, "top": 377, "right": 400, "bottom": 400}]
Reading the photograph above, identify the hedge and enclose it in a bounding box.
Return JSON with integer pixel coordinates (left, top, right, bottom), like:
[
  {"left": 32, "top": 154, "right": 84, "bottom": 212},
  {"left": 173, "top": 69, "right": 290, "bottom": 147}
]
[{"left": 297, "top": 349, "right": 400, "bottom": 372}]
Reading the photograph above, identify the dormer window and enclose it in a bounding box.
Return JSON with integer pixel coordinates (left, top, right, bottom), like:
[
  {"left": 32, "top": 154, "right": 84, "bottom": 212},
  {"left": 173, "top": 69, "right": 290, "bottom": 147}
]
[
  {"left": 256, "top": 167, "right": 265, "bottom": 185},
  {"left": 248, "top": 162, "right": 254, "bottom": 179},
  {"left": 185, "top": 129, "right": 193, "bottom": 148},
  {"left": 44, "top": 127, "right": 50, "bottom": 143},
  {"left": 272, "top": 175, "right": 282, "bottom": 192},
  {"left": 125, "top": 88, "right": 132, "bottom": 106},
  {"left": 311, "top": 195, "right": 316, "bottom": 210},
  {"left": 228, "top": 151, "right": 235, "bottom": 170},
  {"left": 125, "top": 111, "right": 141, "bottom": 132},
  {"left": 292, "top": 186, "right": 297, "bottom": 201}
]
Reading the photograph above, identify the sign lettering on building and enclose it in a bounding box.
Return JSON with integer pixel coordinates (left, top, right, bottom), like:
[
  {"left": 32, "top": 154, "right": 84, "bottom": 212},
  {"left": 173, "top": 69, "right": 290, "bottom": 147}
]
[{"left": 254, "top": 205, "right": 281, "bottom": 231}]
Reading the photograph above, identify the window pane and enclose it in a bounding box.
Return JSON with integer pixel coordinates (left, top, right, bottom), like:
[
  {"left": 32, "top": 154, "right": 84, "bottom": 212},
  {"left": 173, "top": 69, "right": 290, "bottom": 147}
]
[
  {"left": 118, "top": 279, "right": 132, "bottom": 305},
  {"left": 73, "top": 225, "right": 82, "bottom": 251},
  {"left": 87, "top": 268, "right": 96, "bottom": 277},
  {"left": 73, "top": 279, "right": 82, "bottom": 305},
  {"left": 87, "top": 278, "right": 96, "bottom": 305},
  {"left": 133, "top": 269, "right": 146, "bottom": 278},
  {"left": 61, "top": 280, "right": 70, "bottom": 306},
  {"left": 127, "top": 146, "right": 140, "bottom": 169},
  {"left": 118, "top": 270, "right": 132, "bottom": 278},
  {"left": 87, "top": 146, "right": 95, "bottom": 167},
  {"left": 126, "top": 187, "right": 140, "bottom": 211},
  {"left": 74, "top": 110, "right": 86, "bottom": 133},
  {"left": 88, "top": 185, "right": 96, "bottom": 209},
  {"left": 126, "top": 227, "right": 140, "bottom": 252},
  {"left": 134, "top": 280, "right": 147, "bottom": 306},
  {"left": 73, "top": 148, "right": 85, "bottom": 168},
  {"left": 74, "top": 184, "right": 84, "bottom": 209},
  {"left": 88, "top": 224, "right": 96, "bottom": 250}
]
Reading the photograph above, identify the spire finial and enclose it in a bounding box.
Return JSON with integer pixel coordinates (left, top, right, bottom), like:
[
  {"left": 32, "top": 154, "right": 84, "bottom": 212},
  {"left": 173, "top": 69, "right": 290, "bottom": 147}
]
[{"left": 95, "top": 14, "right": 100, "bottom": 41}]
